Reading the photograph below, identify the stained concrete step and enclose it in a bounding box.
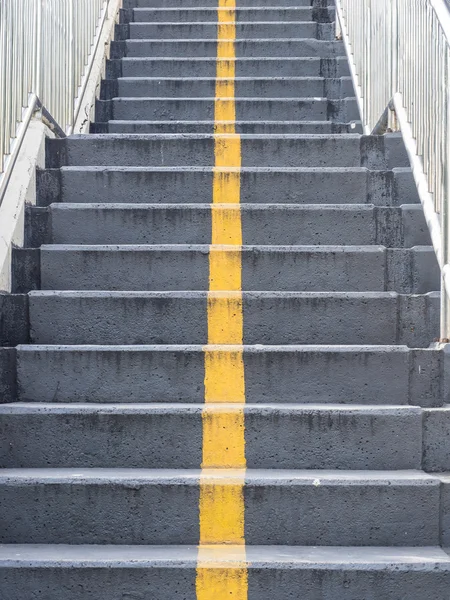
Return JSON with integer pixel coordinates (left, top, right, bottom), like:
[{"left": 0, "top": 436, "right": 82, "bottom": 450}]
[
  {"left": 38, "top": 166, "right": 418, "bottom": 207},
  {"left": 119, "top": 57, "right": 350, "bottom": 78},
  {"left": 102, "top": 97, "right": 357, "bottom": 123},
  {"left": 16, "top": 345, "right": 441, "bottom": 406},
  {"left": 127, "top": 21, "right": 319, "bottom": 40},
  {"left": 28, "top": 291, "right": 439, "bottom": 347},
  {"left": 118, "top": 39, "right": 345, "bottom": 59},
  {"left": 0, "top": 403, "right": 423, "bottom": 470},
  {"left": 44, "top": 135, "right": 404, "bottom": 169},
  {"left": 133, "top": 7, "right": 318, "bottom": 22},
  {"left": 38, "top": 245, "right": 439, "bottom": 294},
  {"left": 423, "top": 405, "right": 450, "bottom": 471},
  {"left": 0, "top": 469, "right": 439, "bottom": 546},
  {"left": 44, "top": 204, "right": 429, "bottom": 247},
  {"left": 111, "top": 76, "right": 354, "bottom": 99},
  {"left": 2, "top": 545, "right": 450, "bottom": 600},
  {"left": 133, "top": 0, "right": 319, "bottom": 7},
  {"left": 99, "top": 120, "right": 352, "bottom": 134}
]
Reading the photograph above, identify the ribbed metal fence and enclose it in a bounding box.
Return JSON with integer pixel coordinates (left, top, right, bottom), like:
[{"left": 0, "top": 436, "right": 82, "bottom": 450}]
[
  {"left": 336, "top": 0, "right": 450, "bottom": 340},
  {"left": 0, "top": 0, "right": 107, "bottom": 197}
]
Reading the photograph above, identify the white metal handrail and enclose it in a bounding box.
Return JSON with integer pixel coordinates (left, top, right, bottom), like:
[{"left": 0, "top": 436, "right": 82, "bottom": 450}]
[
  {"left": 336, "top": 0, "right": 450, "bottom": 340},
  {"left": 0, "top": 0, "right": 108, "bottom": 203}
]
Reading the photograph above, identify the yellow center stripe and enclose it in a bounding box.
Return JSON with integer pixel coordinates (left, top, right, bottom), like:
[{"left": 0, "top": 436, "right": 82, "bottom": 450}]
[{"left": 197, "top": 0, "right": 248, "bottom": 596}]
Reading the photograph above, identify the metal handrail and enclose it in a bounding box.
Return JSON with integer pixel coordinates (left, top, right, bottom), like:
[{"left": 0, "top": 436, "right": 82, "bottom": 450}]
[
  {"left": 0, "top": 0, "right": 108, "bottom": 204},
  {"left": 336, "top": 0, "right": 450, "bottom": 340}
]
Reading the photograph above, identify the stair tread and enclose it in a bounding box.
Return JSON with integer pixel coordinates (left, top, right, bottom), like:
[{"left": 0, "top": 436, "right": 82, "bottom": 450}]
[
  {"left": 0, "top": 544, "right": 449, "bottom": 568},
  {"left": 0, "top": 468, "right": 438, "bottom": 484},
  {"left": 0, "top": 402, "right": 422, "bottom": 413}
]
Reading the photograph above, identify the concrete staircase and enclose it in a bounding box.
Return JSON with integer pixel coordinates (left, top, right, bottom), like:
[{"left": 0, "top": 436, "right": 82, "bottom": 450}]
[{"left": 2, "top": 0, "right": 450, "bottom": 598}]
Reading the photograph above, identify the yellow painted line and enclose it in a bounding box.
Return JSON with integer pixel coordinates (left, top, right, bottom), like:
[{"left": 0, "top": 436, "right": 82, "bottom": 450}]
[
  {"left": 197, "top": 0, "right": 248, "bottom": 596},
  {"left": 197, "top": 546, "right": 248, "bottom": 600}
]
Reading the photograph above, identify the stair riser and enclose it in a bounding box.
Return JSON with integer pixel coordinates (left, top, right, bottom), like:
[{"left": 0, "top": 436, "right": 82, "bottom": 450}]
[
  {"left": 132, "top": 0, "right": 316, "bottom": 7},
  {"left": 423, "top": 407, "right": 450, "bottom": 471},
  {"left": 46, "top": 205, "right": 429, "bottom": 248},
  {"left": 2, "top": 567, "right": 450, "bottom": 600},
  {"left": 39, "top": 247, "right": 439, "bottom": 294},
  {"left": 133, "top": 8, "right": 317, "bottom": 22},
  {"left": 120, "top": 40, "right": 345, "bottom": 59},
  {"left": 105, "top": 99, "right": 357, "bottom": 123},
  {"left": 128, "top": 22, "right": 319, "bottom": 40},
  {"left": 0, "top": 408, "right": 422, "bottom": 470},
  {"left": 114, "top": 77, "right": 354, "bottom": 99},
  {"left": 28, "top": 293, "right": 439, "bottom": 347},
  {"left": 121, "top": 57, "right": 350, "bottom": 77},
  {"left": 102, "top": 121, "right": 352, "bottom": 134},
  {"left": 17, "top": 347, "right": 441, "bottom": 406},
  {"left": 0, "top": 480, "right": 438, "bottom": 545},
  {"left": 45, "top": 137, "right": 393, "bottom": 169},
  {"left": 42, "top": 168, "right": 417, "bottom": 207}
]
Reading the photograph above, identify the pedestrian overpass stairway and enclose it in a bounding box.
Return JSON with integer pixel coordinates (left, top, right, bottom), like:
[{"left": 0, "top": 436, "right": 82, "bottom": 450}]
[{"left": 2, "top": 0, "right": 450, "bottom": 598}]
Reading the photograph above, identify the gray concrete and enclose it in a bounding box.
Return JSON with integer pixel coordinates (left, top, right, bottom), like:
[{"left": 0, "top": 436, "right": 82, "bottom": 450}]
[
  {"left": 133, "top": 7, "right": 316, "bottom": 22},
  {"left": 40, "top": 166, "right": 419, "bottom": 206},
  {"left": 16, "top": 345, "right": 443, "bottom": 406},
  {"left": 105, "top": 97, "right": 357, "bottom": 123},
  {"left": 2, "top": 545, "right": 450, "bottom": 600},
  {"left": 46, "top": 203, "right": 430, "bottom": 247},
  {"left": 103, "top": 120, "right": 354, "bottom": 134},
  {"left": 0, "top": 469, "right": 439, "bottom": 546},
  {"left": 0, "top": 403, "right": 423, "bottom": 470},
  {"left": 121, "top": 39, "right": 345, "bottom": 59},
  {"left": 423, "top": 406, "right": 450, "bottom": 471},
  {"left": 121, "top": 56, "right": 351, "bottom": 77},
  {"left": 28, "top": 290, "right": 439, "bottom": 347},
  {"left": 114, "top": 76, "right": 355, "bottom": 99},
  {"left": 46, "top": 134, "right": 391, "bottom": 169},
  {"left": 38, "top": 245, "right": 440, "bottom": 293},
  {"left": 132, "top": 0, "right": 313, "bottom": 6},
  {"left": 128, "top": 22, "right": 319, "bottom": 40},
  {"left": 2, "top": 0, "right": 449, "bottom": 593}
]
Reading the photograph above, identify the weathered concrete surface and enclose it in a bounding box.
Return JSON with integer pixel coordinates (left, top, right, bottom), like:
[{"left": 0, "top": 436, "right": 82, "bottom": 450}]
[
  {"left": 1, "top": 0, "right": 448, "bottom": 595},
  {"left": 38, "top": 245, "right": 439, "bottom": 293},
  {"left": 16, "top": 345, "right": 443, "bottom": 406},
  {"left": 2, "top": 545, "right": 450, "bottom": 600},
  {"left": 120, "top": 56, "right": 350, "bottom": 77},
  {"left": 0, "top": 403, "right": 423, "bottom": 470},
  {"left": 0, "top": 469, "right": 440, "bottom": 545},
  {"left": 28, "top": 291, "right": 439, "bottom": 347},
  {"left": 45, "top": 203, "right": 430, "bottom": 246},
  {"left": 113, "top": 76, "right": 354, "bottom": 98},
  {"left": 38, "top": 166, "right": 418, "bottom": 206}
]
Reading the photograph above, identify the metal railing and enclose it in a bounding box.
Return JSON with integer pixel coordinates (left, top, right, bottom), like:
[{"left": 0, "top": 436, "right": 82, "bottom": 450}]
[
  {"left": 0, "top": 0, "right": 108, "bottom": 202},
  {"left": 336, "top": 0, "right": 450, "bottom": 340}
]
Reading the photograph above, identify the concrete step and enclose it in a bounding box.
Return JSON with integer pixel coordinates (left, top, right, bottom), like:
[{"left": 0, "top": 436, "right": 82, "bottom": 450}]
[
  {"left": 127, "top": 21, "right": 319, "bottom": 40},
  {"left": 423, "top": 404, "right": 450, "bottom": 471},
  {"left": 0, "top": 469, "right": 439, "bottom": 545},
  {"left": 102, "top": 97, "right": 357, "bottom": 123},
  {"left": 132, "top": 7, "right": 318, "bottom": 22},
  {"left": 28, "top": 291, "right": 439, "bottom": 347},
  {"left": 45, "top": 135, "right": 404, "bottom": 169},
  {"left": 0, "top": 403, "right": 423, "bottom": 470},
  {"left": 132, "top": 0, "right": 319, "bottom": 7},
  {"left": 2, "top": 545, "right": 450, "bottom": 600},
  {"left": 99, "top": 120, "right": 353, "bottom": 134},
  {"left": 16, "top": 345, "right": 441, "bottom": 406},
  {"left": 118, "top": 39, "right": 345, "bottom": 59},
  {"left": 44, "top": 203, "right": 429, "bottom": 248},
  {"left": 38, "top": 245, "right": 439, "bottom": 294},
  {"left": 111, "top": 76, "right": 355, "bottom": 99},
  {"left": 38, "top": 166, "right": 419, "bottom": 207},
  {"left": 119, "top": 57, "right": 350, "bottom": 77}
]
